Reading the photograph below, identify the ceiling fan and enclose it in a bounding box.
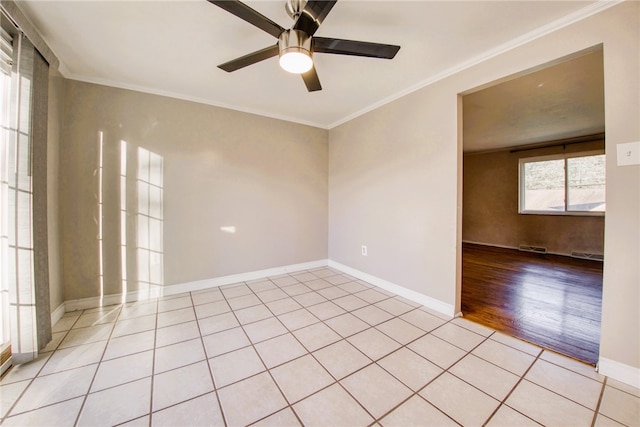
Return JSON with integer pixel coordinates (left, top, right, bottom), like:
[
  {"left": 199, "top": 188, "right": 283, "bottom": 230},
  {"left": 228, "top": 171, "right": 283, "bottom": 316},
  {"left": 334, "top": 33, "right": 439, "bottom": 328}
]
[{"left": 208, "top": 0, "right": 401, "bottom": 92}]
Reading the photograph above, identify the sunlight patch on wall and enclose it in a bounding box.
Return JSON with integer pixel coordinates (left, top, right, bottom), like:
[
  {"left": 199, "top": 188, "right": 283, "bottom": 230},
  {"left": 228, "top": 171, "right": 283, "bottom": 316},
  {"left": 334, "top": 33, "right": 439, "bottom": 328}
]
[
  {"left": 97, "top": 131, "right": 104, "bottom": 302},
  {"left": 137, "top": 146, "right": 164, "bottom": 297},
  {"left": 220, "top": 226, "right": 236, "bottom": 234},
  {"left": 120, "top": 140, "right": 128, "bottom": 302}
]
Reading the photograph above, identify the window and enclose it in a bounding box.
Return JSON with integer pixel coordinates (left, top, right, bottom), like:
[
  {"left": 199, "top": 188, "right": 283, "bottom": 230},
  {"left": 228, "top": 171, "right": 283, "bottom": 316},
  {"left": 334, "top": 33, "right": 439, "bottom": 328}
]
[{"left": 519, "top": 151, "right": 605, "bottom": 215}]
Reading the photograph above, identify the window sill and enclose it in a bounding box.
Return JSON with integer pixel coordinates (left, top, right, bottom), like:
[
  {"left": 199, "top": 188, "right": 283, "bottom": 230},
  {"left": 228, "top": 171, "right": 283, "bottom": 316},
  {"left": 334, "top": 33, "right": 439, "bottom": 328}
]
[{"left": 518, "top": 210, "right": 605, "bottom": 217}]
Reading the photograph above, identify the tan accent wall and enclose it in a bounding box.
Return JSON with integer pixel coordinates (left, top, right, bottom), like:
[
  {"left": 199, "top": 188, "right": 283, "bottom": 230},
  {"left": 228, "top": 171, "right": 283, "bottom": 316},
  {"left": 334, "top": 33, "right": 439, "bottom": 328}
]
[
  {"left": 463, "top": 141, "right": 605, "bottom": 256},
  {"left": 59, "top": 80, "right": 328, "bottom": 301},
  {"left": 329, "top": 2, "right": 639, "bottom": 371}
]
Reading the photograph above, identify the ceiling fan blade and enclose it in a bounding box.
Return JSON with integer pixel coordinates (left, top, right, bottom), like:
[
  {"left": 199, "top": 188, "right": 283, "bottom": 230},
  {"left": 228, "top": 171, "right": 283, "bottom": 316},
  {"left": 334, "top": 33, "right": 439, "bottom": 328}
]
[
  {"left": 208, "top": 0, "right": 285, "bottom": 38},
  {"left": 314, "top": 37, "right": 400, "bottom": 59},
  {"left": 301, "top": 65, "right": 322, "bottom": 92},
  {"left": 293, "top": 1, "right": 337, "bottom": 37},
  {"left": 218, "top": 44, "right": 279, "bottom": 72}
]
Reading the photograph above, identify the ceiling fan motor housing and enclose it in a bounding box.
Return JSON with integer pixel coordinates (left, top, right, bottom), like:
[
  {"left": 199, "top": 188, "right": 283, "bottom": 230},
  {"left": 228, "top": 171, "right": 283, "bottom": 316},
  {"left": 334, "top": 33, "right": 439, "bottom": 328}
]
[{"left": 279, "top": 29, "right": 312, "bottom": 57}]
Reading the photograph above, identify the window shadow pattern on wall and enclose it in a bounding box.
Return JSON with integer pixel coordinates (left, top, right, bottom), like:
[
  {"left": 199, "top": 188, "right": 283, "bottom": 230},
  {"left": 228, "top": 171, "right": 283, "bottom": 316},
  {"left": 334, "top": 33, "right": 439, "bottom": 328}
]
[
  {"left": 98, "top": 135, "right": 164, "bottom": 302},
  {"left": 135, "top": 145, "right": 164, "bottom": 298}
]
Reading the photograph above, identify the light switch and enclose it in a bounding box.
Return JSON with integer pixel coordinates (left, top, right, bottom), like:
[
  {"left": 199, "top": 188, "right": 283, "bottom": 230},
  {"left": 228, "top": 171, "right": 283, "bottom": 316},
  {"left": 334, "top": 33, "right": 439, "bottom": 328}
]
[{"left": 617, "top": 141, "right": 640, "bottom": 166}]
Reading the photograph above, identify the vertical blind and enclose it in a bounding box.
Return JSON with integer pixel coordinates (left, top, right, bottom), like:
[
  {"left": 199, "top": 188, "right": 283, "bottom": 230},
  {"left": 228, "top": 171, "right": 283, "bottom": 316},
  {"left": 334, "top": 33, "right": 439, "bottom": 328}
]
[{"left": 0, "top": 27, "right": 11, "bottom": 75}]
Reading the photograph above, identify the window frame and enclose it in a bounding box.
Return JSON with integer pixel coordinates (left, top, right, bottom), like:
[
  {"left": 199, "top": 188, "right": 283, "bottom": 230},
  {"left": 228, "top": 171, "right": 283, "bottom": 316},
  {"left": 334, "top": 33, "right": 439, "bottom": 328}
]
[{"left": 518, "top": 150, "right": 606, "bottom": 216}]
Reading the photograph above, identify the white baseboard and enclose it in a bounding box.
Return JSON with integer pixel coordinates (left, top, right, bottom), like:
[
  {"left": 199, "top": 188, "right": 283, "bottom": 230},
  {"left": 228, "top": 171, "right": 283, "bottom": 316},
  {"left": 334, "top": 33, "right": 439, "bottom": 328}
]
[
  {"left": 63, "top": 259, "right": 329, "bottom": 312},
  {"left": 65, "top": 293, "right": 137, "bottom": 312},
  {"left": 50, "top": 303, "right": 66, "bottom": 326},
  {"left": 157, "top": 259, "right": 329, "bottom": 297},
  {"left": 598, "top": 357, "right": 640, "bottom": 389},
  {"left": 328, "top": 260, "right": 455, "bottom": 318}
]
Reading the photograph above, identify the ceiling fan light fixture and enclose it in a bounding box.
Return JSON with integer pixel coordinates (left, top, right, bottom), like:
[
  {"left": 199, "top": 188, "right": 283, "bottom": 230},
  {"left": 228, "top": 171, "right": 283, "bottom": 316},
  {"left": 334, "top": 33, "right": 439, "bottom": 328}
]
[
  {"left": 278, "top": 29, "right": 312, "bottom": 74},
  {"left": 279, "top": 50, "right": 312, "bottom": 74}
]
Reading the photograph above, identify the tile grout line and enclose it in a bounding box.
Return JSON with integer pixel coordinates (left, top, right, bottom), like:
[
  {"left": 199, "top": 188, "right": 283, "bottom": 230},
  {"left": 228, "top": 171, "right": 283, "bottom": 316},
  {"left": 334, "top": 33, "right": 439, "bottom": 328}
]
[
  {"left": 188, "top": 290, "right": 229, "bottom": 427},
  {"left": 242, "top": 270, "right": 397, "bottom": 425},
  {"left": 367, "top": 315, "right": 547, "bottom": 425},
  {"left": 256, "top": 271, "right": 369, "bottom": 422},
  {"left": 269, "top": 272, "right": 381, "bottom": 425},
  {"left": 385, "top": 312, "right": 606, "bottom": 424},
  {"left": 590, "top": 376, "right": 608, "bottom": 427},
  {"left": 367, "top": 361, "right": 453, "bottom": 425},
  {"left": 536, "top": 350, "right": 603, "bottom": 382},
  {"left": 275, "top": 293, "right": 380, "bottom": 424},
  {"left": 367, "top": 309, "right": 499, "bottom": 424},
  {"left": 0, "top": 310, "right": 84, "bottom": 424},
  {"left": 520, "top": 359, "right": 608, "bottom": 415},
  {"left": 374, "top": 320, "right": 494, "bottom": 426},
  {"left": 142, "top": 292, "right": 230, "bottom": 424},
  {"left": 227, "top": 275, "right": 310, "bottom": 426},
  {"left": 289, "top": 273, "right": 472, "bottom": 423},
  {"left": 482, "top": 347, "right": 545, "bottom": 426},
  {"left": 267, "top": 272, "right": 442, "bottom": 424},
  {"left": 145, "top": 297, "right": 160, "bottom": 427},
  {"left": 72, "top": 305, "right": 125, "bottom": 427},
  {"left": 112, "top": 277, "right": 430, "bottom": 423}
]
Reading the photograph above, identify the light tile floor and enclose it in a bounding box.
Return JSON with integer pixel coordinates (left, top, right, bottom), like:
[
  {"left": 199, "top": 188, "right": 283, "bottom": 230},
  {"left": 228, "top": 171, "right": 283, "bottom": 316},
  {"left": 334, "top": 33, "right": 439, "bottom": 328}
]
[{"left": 1, "top": 267, "right": 639, "bottom": 426}]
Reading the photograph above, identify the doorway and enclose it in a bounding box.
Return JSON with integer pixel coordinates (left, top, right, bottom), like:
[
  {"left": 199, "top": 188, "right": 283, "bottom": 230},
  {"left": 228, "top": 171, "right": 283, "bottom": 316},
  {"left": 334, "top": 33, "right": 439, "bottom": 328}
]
[{"left": 460, "top": 47, "right": 605, "bottom": 365}]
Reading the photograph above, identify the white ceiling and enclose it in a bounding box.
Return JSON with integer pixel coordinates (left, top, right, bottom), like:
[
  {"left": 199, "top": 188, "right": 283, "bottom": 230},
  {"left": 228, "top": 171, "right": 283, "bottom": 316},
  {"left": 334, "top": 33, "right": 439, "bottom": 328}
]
[{"left": 18, "top": 0, "right": 610, "bottom": 135}]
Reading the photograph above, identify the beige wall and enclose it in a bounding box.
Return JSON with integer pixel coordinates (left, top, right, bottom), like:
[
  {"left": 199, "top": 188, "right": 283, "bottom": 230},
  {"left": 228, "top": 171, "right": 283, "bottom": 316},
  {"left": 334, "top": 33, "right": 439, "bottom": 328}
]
[
  {"left": 330, "top": 86, "right": 459, "bottom": 306},
  {"left": 47, "top": 69, "right": 64, "bottom": 311},
  {"left": 463, "top": 141, "right": 605, "bottom": 256},
  {"left": 59, "top": 80, "right": 328, "bottom": 301},
  {"left": 329, "top": 2, "right": 639, "bottom": 374}
]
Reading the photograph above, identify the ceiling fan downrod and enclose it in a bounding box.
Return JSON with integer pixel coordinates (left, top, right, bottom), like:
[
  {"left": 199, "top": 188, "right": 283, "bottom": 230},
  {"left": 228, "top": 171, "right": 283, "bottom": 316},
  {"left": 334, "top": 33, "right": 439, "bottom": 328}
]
[{"left": 285, "top": 0, "right": 308, "bottom": 21}]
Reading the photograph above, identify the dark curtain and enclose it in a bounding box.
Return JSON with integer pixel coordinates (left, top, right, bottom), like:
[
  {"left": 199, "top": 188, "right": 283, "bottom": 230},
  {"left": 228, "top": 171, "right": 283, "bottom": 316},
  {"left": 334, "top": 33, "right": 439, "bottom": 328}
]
[{"left": 32, "top": 48, "right": 50, "bottom": 352}]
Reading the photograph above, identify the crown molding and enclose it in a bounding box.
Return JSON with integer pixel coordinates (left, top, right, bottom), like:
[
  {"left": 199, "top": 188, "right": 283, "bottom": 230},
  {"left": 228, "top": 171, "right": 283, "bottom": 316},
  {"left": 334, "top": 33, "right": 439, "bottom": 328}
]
[{"left": 63, "top": 73, "right": 330, "bottom": 130}]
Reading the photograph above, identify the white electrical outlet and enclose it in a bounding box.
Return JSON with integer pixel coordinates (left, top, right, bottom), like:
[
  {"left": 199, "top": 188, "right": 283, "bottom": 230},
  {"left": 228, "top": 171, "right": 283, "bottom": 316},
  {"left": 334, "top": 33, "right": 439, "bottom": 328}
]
[
  {"left": 617, "top": 141, "right": 640, "bottom": 166},
  {"left": 361, "top": 245, "right": 367, "bottom": 256}
]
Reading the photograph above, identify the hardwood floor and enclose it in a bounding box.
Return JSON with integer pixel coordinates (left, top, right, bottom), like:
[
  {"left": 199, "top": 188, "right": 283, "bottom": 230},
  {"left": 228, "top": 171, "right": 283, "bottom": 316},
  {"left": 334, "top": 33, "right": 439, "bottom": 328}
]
[{"left": 461, "top": 242, "right": 603, "bottom": 365}]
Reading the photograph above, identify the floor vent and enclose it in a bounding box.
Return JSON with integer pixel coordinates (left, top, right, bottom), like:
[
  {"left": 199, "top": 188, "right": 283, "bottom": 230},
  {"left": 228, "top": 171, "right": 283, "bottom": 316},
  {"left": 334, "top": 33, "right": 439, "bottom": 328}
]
[
  {"left": 571, "top": 251, "right": 604, "bottom": 261},
  {"left": 518, "top": 245, "right": 547, "bottom": 254}
]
